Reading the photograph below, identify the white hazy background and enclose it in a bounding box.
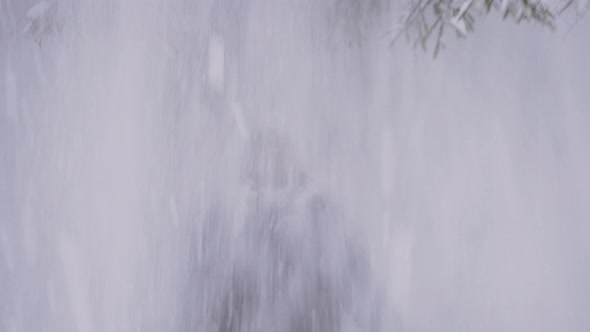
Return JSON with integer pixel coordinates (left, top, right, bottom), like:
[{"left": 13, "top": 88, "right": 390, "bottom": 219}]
[{"left": 1, "top": 1, "right": 590, "bottom": 331}]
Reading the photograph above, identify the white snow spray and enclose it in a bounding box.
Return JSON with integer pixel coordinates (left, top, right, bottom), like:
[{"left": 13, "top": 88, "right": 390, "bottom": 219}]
[{"left": 1, "top": 1, "right": 589, "bottom": 331}]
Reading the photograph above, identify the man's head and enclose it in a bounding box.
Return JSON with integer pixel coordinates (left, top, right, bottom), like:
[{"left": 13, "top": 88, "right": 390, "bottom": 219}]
[{"left": 241, "top": 128, "right": 306, "bottom": 195}]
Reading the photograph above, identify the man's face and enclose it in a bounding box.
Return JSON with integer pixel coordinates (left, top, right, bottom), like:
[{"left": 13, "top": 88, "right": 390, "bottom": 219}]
[{"left": 242, "top": 130, "right": 302, "bottom": 195}]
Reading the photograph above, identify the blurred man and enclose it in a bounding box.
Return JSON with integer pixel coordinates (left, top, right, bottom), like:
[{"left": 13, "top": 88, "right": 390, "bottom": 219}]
[{"left": 210, "top": 129, "right": 380, "bottom": 332}]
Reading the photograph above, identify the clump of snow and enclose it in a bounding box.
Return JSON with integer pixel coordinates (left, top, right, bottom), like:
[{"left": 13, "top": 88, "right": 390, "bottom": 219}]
[
  {"left": 451, "top": 0, "right": 473, "bottom": 36},
  {"left": 449, "top": 16, "right": 468, "bottom": 36},
  {"left": 208, "top": 35, "right": 225, "bottom": 93},
  {"left": 26, "top": 1, "right": 51, "bottom": 20}
]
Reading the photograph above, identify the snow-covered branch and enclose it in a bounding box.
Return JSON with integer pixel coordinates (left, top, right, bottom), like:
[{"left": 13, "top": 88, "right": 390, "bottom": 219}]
[{"left": 393, "top": 0, "right": 587, "bottom": 57}]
